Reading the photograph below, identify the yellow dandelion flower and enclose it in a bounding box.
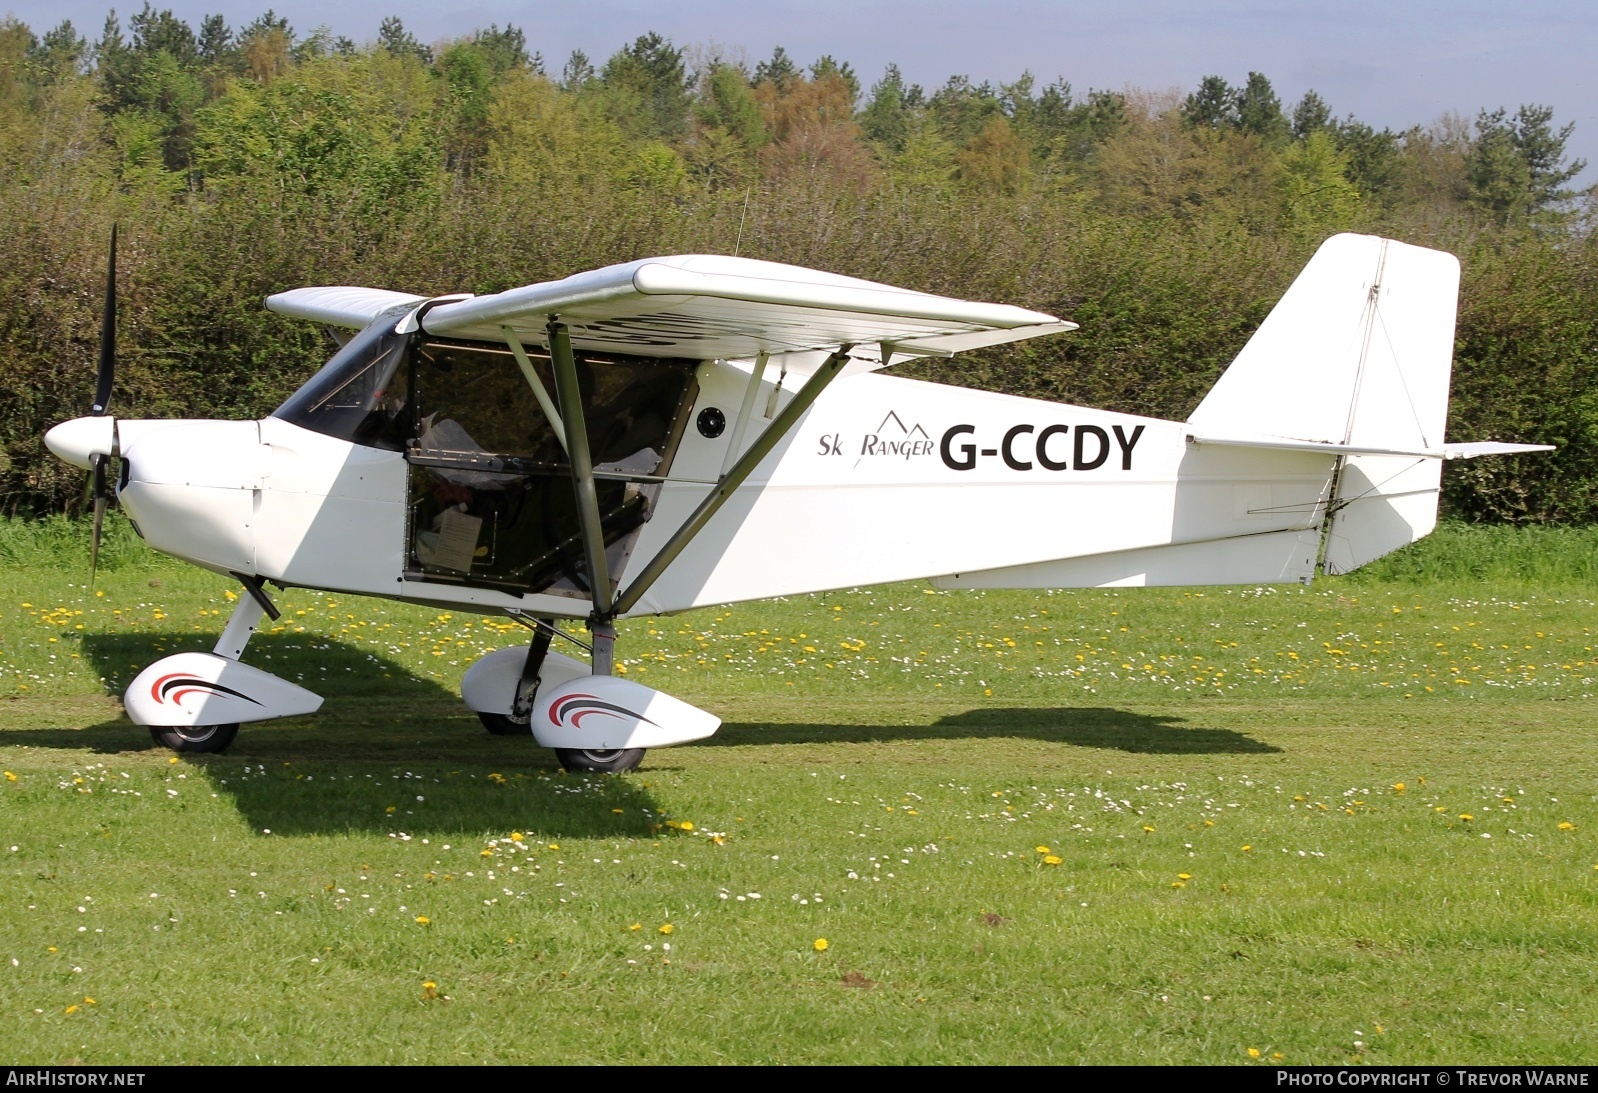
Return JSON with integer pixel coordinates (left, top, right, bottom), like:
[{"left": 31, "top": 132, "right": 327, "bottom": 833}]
[
  {"left": 479, "top": 848, "right": 494, "bottom": 858},
  {"left": 64, "top": 1005, "right": 78, "bottom": 1014},
  {"left": 813, "top": 938, "right": 829, "bottom": 952},
  {"left": 168, "top": 757, "right": 179, "bottom": 765},
  {"left": 1043, "top": 855, "right": 1062, "bottom": 866},
  {"left": 1392, "top": 783, "right": 1406, "bottom": 792},
  {"left": 3, "top": 771, "right": 15, "bottom": 782},
  {"left": 414, "top": 916, "right": 430, "bottom": 925},
  {"left": 1241, "top": 844, "right": 1252, "bottom": 852},
  {"left": 1460, "top": 813, "right": 1473, "bottom": 821},
  {"left": 385, "top": 806, "right": 397, "bottom": 814},
  {"left": 83, "top": 997, "right": 95, "bottom": 1005},
  {"left": 509, "top": 832, "right": 525, "bottom": 842},
  {"left": 422, "top": 981, "right": 438, "bottom": 999},
  {"left": 1035, "top": 845, "right": 1051, "bottom": 854},
  {"left": 1247, "top": 1047, "right": 1261, "bottom": 1058},
  {"left": 629, "top": 923, "right": 642, "bottom": 931},
  {"left": 1143, "top": 825, "right": 1155, "bottom": 833},
  {"left": 1203, "top": 820, "right": 1215, "bottom": 827},
  {"left": 1272, "top": 1052, "right": 1285, "bottom": 1060},
  {"left": 712, "top": 835, "right": 727, "bottom": 846},
  {"left": 1171, "top": 881, "right": 1186, "bottom": 889},
  {"left": 611, "top": 808, "right": 624, "bottom": 814},
  {"left": 1559, "top": 821, "right": 1576, "bottom": 831},
  {"left": 487, "top": 773, "right": 507, "bottom": 785},
  {"left": 658, "top": 924, "right": 674, "bottom": 935},
  {"left": 1177, "top": 873, "right": 1191, "bottom": 880},
  {"left": 548, "top": 843, "right": 559, "bottom": 850},
  {"left": 678, "top": 821, "right": 694, "bottom": 832}
]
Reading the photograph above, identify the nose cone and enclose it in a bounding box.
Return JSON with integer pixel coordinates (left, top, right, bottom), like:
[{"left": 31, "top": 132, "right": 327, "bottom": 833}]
[{"left": 45, "top": 416, "right": 116, "bottom": 470}]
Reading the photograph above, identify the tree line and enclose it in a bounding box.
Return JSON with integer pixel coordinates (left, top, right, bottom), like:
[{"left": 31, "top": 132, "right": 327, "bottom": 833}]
[{"left": 1, "top": 8, "right": 1594, "bottom": 523}]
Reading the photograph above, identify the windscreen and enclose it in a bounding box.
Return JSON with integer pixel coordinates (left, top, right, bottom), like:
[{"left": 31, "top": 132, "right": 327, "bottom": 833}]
[{"left": 271, "top": 307, "right": 416, "bottom": 451}]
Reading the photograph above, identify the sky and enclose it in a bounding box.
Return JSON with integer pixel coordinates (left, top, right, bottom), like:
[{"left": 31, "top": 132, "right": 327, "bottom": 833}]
[{"left": 16, "top": 0, "right": 1598, "bottom": 186}]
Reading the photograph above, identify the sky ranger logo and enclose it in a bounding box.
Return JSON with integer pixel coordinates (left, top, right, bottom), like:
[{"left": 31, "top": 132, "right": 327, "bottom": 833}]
[
  {"left": 150, "top": 673, "right": 263, "bottom": 709},
  {"left": 818, "top": 411, "right": 937, "bottom": 464}
]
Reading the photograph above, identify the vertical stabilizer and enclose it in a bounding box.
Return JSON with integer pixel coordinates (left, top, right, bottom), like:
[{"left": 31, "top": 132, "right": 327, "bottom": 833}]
[{"left": 1188, "top": 233, "right": 1461, "bottom": 573}]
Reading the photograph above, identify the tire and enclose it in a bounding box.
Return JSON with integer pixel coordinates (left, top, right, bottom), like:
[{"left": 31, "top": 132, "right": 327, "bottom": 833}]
[
  {"left": 555, "top": 748, "right": 646, "bottom": 773},
  {"left": 478, "top": 710, "right": 533, "bottom": 736},
  {"left": 149, "top": 723, "right": 239, "bottom": 754}
]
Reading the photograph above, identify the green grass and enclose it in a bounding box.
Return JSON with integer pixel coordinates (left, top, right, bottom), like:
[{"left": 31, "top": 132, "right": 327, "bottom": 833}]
[{"left": 1, "top": 523, "right": 1597, "bottom": 1063}]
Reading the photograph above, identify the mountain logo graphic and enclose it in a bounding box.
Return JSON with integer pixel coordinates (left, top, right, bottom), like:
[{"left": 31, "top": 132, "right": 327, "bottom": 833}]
[{"left": 875, "top": 411, "right": 929, "bottom": 438}]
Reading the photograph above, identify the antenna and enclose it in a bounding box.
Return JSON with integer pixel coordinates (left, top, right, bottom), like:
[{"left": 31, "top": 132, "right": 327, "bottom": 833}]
[{"left": 733, "top": 187, "right": 752, "bottom": 257}]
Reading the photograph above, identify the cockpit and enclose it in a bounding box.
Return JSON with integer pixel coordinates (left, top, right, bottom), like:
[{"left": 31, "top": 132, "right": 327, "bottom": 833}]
[{"left": 273, "top": 310, "right": 697, "bottom": 598}]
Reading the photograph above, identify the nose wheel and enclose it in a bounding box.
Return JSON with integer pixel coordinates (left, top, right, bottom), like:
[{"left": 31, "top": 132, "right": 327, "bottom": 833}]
[
  {"left": 555, "top": 748, "right": 645, "bottom": 773},
  {"left": 149, "top": 723, "right": 239, "bottom": 754}
]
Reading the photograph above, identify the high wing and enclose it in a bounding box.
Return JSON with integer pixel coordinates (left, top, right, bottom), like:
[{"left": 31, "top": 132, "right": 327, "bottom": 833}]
[
  {"left": 266, "top": 255, "right": 1075, "bottom": 369},
  {"left": 265, "top": 286, "right": 428, "bottom": 329}
]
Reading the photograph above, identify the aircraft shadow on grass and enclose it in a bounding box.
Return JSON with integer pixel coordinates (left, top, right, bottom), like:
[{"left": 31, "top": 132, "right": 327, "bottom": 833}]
[
  {"left": 8, "top": 631, "right": 1276, "bottom": 834},
  {"left": 706, "top": 708, "right": 1282, "bottom": 755},
  {"left": 15, "top": 631, "right": 664, "bottom": 839}
]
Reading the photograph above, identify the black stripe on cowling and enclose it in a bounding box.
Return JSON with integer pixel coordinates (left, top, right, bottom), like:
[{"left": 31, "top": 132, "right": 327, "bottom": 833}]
[{"left": 158, "top": 676, "right": 263, "bottom": 706}]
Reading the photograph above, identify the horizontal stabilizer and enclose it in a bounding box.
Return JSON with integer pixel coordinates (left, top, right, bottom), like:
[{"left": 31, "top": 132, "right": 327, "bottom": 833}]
[
  {"left": 1441, "top": 441, "right": 1555, "bottom": 460},
  {"left": 1190, "top": 432, "right": 1553, "bottom": 461}
]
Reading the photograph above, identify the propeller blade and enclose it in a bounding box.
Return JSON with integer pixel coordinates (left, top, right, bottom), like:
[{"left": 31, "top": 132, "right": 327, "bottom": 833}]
[
  {"left": 92, "top": 224, "right": 116, "bottom": 416},
  {"left": 89, "top": 453, "right": 107, "bottom": 580}
]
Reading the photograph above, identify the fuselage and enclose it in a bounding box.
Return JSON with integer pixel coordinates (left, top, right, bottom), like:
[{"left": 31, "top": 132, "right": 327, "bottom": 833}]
[{"left": 50, "top": 338, "right": 1338, "bottom": 621}]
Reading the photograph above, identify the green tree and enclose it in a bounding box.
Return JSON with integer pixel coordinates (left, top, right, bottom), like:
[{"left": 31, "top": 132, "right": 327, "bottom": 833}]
[
  {"left": 475, "top": 25, "right": 533, "bottom": 76},
  {"left": 956, "top": 114, "right": 1028, "bottom": 194},
  {"left": 560, "top": 50, "right": 594, "bottom": 91},
  {"left": 600, "top": 31, "right": 691, "bottom": 140},
  {"left": 1181, "top": 75, "right": 1236, "bottom": 129},
  {"left": 1333, "top": 119, "right": 1399, "bottom": 200},
  {"left": 753, "top": 46, "right": 799, "bottom": 91},
  {"left": 1466, "top": 104, "right": 1585, "bottom": 221},
  {"left": 809, "top": 55, "right": 858, "bottom": 104},
  {"left": 697, "top": 62, "right": 765, "bottom": 147},
  {"left": 1291, "top": 90, "right": 1332, "bottom": 139},
  {"left": 1236, "top": 72, "right": 1289, "bottom": 145},
  {"left": 860, "top": 63, "right": 913, "bottom": 151},
  {"left": 1277, "top": 129, "right": 1363, "bottom": 236},
  {"left": 29, "top": 20, "right": 87, "bottom": 82},
  {"left": 377, "top": 16, "right": 430, "bottom": 64}
]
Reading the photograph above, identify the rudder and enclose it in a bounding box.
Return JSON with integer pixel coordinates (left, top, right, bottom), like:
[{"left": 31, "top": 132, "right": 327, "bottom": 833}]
[{"left": 1188, "top": 234, "right": 1461, "bottom": 573}]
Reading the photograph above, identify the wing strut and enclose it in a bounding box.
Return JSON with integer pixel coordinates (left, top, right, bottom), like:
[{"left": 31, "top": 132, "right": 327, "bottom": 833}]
[
  {"left": 547, "top": 319, "right": 614, "bottom": 625},
  {"left": 612, "top": 344, "right": 854, "bottom": 617},
  {"left": 721, "top": 351, "right": 768, "bottom": 476},
  {"left": 502, "top": 325, "right": 567, "bottom": 452}
]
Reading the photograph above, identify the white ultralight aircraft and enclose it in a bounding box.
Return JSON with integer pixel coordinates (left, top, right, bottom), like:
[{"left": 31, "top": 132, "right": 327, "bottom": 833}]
[{"left": 45, "top": 232, "right": 1549, "bottom": 770}]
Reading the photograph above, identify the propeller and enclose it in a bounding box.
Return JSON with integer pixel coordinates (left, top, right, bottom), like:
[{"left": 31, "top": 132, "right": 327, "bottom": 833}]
[{"left": 88, "top": 224, "right": 117, "bottom": 579}]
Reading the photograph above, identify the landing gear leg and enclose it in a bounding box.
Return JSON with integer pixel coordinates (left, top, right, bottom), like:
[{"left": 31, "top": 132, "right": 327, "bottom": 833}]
[
  {"left": 478, "top": 625, "right": 552, "bottom": 736},
  {"left": 147, "top": 577, "right": 278, "bottom": 755}
]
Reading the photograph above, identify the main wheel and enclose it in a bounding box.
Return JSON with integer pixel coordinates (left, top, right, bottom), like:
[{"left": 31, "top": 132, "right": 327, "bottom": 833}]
[
  {"left": 555, "top": 748, "right": 646, "bottom": 773},
  {"left": 149, "top": 723, "right": 239, "bottom": 754},
  {"left": 478, "top": 710, "right": 532, "bottom": 736}
]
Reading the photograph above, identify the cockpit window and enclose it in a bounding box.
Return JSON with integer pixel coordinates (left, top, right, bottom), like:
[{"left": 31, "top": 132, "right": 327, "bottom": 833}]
[
  {"left": 271, "top": 307, "right": 415, "bottom": 451},
  {"left": 404, "top": 338, "right": 696, "bottom": 596}
]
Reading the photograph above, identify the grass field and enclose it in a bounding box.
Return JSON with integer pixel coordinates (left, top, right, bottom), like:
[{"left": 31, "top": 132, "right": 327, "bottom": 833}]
[{"left": 2, "top": 518, "right": 1596, "bottom": 1064}]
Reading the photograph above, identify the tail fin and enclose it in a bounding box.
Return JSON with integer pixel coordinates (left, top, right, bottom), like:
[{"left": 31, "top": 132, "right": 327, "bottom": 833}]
[{"left": 1187, "top": 234, "right": 1460, "bottom": 573}]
